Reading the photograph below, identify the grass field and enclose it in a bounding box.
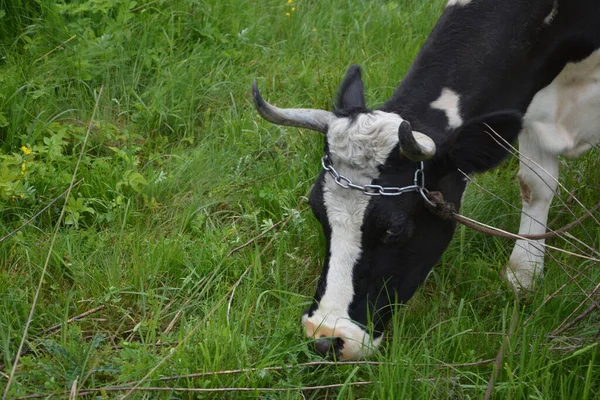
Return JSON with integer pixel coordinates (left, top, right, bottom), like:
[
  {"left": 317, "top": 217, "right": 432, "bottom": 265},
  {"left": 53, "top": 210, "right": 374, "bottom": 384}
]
[{"left": 1, "top": 0, "right": 598, "bottom": 398}]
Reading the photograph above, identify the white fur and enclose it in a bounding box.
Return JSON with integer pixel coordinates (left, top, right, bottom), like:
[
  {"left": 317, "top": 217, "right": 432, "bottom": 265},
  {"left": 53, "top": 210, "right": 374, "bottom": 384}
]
[
  {"left": 507, "top": 49, "right": 600, "bottom": 289},
  {"left": 327, "top": 111, "right": 404, "bottom": 170},
  {"left": 430, "top": 88, "right": 463, "bottom": 128},
  {"left": 302, "top": 314, "right": 384, "bottom": 359},
  {"left": 447, "top": 0, "right": 474, "bottom": 7},
  {"left": 302, "top": 111, "right": 404, "bottom": 359},
  {"left": 544, "top": 0, "right": 558, "bottom": 25}
]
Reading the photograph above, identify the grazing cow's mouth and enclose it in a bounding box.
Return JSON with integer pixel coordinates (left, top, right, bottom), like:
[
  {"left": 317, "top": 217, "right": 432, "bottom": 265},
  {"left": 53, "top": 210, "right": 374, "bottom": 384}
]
[{"left": 302, "top": 314, "right": 384, "bottom": 360}]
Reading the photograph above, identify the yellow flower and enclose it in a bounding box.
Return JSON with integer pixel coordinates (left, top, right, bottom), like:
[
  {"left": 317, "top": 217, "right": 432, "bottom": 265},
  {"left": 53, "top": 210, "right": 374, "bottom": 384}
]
[
  {"left": 21, "top": 145, "right": 32, "bottom": 155},
  {"left": 21, "top": 163, "right": 26, "bottom": 171},
  {"left": 285, "top": 12, "right": 291, "bottom": 17},
  {"left": 292, "top": 7, "right": 296, "bottom": 11},
  {"left": 19, "top": 194, "right": 24, "bottom": 198},
  {"left": 287, "top": 0, "right": 292, "bottom": 3}
]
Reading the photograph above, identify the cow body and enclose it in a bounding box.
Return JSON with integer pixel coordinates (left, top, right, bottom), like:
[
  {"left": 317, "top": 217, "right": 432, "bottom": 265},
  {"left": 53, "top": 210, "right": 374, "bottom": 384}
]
[{"left": 253, "top": 0, "right": 600, "bottom": 360}]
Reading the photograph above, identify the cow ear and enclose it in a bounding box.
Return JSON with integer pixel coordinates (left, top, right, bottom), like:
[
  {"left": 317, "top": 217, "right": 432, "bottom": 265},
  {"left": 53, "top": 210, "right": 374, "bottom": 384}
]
[
  {"left": 446, "top": 110, "right": 523, "bottom": 174},
  {"left": 336, "top": 65, "right": 366, "bottom": 111}
]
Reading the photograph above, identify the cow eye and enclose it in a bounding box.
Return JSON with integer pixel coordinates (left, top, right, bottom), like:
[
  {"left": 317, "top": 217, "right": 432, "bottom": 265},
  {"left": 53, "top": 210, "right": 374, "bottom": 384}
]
[
  {"left": 383, "top": 228, "right": 405, "bottom": 244},
  {"left": 381, "top": 218, "right": 414, "bottom": 244}
]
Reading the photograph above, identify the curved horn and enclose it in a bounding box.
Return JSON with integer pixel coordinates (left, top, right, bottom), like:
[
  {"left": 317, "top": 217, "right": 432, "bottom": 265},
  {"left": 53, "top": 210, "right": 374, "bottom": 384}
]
[
  {"left": 398, "top": 120, "right": 436, "bottom": 161},
  {"left": 252, "top": 81, "right": 334, "bottom": 134}
]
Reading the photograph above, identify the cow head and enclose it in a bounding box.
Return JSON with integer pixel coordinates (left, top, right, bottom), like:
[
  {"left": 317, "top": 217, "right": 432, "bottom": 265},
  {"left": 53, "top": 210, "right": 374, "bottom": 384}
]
[{"left": 252, "top": 65, "right": 522, "bottom": 360}]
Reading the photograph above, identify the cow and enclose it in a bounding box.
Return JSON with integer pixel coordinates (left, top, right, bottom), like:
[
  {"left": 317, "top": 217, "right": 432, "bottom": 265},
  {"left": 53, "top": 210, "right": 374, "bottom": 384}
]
[{"left": 252, "top": 0, "right": 600, "bottom": 360}]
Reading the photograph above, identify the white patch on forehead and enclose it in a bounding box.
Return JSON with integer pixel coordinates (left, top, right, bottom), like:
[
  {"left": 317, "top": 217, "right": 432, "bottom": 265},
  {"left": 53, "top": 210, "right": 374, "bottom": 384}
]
[
  {"left": 544, "top": 0, "right": 558, "bottom": 25},
  {"left": 447, "top": 0, "right": 474, "bottom": 6},
  {"left": 318, "top": 172, "right": 369, "bottom": 313},
  {"left": 327, "top": 111, "right": 403, "bottom": 171},
  {"left": 430, "top": 88, "right": 463, "bottom": 128}
]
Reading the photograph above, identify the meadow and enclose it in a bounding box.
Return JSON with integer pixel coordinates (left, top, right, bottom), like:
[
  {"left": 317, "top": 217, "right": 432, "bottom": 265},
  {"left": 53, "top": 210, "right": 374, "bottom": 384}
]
[{"left": 0, "top": 0, "right": 598, "bottom": 398}]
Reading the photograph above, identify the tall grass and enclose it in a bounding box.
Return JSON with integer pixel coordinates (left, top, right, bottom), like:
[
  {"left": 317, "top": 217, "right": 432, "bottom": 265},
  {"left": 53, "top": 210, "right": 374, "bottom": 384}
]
[{"left": 1, "top": 0, "right": 598, "bottom": 398}]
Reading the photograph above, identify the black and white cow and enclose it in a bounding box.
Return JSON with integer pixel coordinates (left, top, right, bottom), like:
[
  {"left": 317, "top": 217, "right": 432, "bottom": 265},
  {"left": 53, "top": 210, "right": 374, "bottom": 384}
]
[{"left": 253, "top": 0, "right": 600, "bottom": 360}]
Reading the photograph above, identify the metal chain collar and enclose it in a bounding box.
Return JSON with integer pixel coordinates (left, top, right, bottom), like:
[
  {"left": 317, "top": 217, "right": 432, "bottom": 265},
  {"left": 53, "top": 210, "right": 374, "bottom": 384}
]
[{"left": 321, "top": 155, "right": 435, "bottom": 206}]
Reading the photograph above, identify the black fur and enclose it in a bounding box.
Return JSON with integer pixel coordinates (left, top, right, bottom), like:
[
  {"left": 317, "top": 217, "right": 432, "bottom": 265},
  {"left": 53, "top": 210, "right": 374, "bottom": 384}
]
[
  {"left": 446, "top": 110, "right": 523, "bottom": 173},
  {"left": 334, "top": 65, "right": 370, "bottom": 117}
]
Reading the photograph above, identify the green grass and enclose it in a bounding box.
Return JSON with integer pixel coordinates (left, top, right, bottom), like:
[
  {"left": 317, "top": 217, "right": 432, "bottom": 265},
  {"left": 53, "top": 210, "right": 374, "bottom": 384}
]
[{"left": 1, "top": 0, "right": 599, "bottom": 398}]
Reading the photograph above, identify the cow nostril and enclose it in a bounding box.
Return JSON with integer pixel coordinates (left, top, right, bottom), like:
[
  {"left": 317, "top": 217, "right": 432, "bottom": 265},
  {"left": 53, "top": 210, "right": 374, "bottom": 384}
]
[
  {"left": 313, "top": 336, "right": 345, "bottom": 358},
  {"left": 313, "top": 338, "right": 331, "bottom": 357}
]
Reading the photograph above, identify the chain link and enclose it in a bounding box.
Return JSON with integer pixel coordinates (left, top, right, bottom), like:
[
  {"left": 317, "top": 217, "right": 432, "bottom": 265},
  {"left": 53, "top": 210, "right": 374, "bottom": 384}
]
[{"left": 321, "top": 155, "right": 435, "bottom": 206}]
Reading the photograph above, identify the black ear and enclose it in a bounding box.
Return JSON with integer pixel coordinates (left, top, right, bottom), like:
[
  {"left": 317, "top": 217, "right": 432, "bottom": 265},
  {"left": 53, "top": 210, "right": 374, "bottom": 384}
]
[
  {"left": 335, "top": 65, "right": 366, "bottom": 112},
  {"left": 446, "top": 110, "right": 523, "bottom": 174}
]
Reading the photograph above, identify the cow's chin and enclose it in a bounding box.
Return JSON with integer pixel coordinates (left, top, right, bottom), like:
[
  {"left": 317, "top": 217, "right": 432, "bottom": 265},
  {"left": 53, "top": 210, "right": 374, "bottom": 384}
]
[{"left": 302, "top": 313, "right": 383, "bottom": 360}]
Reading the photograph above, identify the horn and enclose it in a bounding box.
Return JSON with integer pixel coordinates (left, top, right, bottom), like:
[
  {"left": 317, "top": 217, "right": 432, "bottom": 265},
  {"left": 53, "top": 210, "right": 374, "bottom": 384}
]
[
  {"left": 252, "top": 81, "right": 334, "bottom": 134},
  {"left": 398, "top": 120, "right": 436, "bottom": 161}
]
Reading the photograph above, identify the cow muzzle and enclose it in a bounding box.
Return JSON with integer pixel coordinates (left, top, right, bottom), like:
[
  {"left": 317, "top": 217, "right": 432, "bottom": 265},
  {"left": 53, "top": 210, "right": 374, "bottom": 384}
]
[{"left": 302, "top": 313, "right": 383, "bottom": 360}]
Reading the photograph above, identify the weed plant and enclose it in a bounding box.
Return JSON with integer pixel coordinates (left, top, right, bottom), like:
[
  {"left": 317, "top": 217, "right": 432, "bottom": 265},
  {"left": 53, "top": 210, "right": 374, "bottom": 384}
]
[{"left": 0, "top": 0, "right": 598, "bottom": 398}]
